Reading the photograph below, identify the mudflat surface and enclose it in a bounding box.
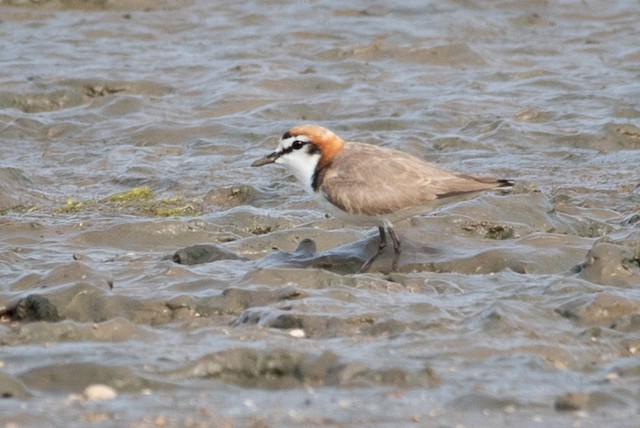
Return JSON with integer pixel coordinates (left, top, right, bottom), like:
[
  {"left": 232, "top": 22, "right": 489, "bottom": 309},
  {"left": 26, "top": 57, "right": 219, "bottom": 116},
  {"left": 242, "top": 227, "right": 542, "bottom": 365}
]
[{"left": 1, "top": 1, "right": 639, "bottom": 427}]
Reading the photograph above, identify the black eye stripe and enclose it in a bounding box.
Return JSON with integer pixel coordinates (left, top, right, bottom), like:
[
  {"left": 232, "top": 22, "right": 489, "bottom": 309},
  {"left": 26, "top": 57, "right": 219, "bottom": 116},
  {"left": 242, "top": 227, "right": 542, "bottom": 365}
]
[
  {"left": 280, "top": 140, "right": 305, "bottom": 156},
  {"left": 278, "top": 136, "right": 311, "bottom": 156},
  {"left": 277, "top": 134, "right": 319, "bottom": 158}
]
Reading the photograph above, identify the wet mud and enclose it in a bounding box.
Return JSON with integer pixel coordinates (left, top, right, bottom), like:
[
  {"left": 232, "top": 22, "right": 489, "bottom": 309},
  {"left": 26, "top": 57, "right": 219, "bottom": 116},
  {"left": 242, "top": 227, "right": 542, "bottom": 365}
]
[{"left": 1, "top": 1, "right": 640, "bottom": 427}]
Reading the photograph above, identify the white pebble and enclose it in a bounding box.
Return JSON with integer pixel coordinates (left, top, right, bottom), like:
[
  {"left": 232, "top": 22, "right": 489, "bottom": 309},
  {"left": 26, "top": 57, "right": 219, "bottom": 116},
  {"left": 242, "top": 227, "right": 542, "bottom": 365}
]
[
  {"left": 83, "top": 384, "right": 118, "bottom": 401},
  {"left": 289, "top": 328, "right": 306, "bottom": 338}
]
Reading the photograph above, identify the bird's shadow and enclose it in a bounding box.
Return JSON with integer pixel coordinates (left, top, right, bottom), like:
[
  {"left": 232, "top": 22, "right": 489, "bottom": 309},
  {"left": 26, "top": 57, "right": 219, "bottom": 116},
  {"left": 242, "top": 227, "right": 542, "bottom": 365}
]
[
  {"left": 256, "top": 238, "right": 368, "bottom": 274},
  {"left": 171, "top": 230, "right": 442, "bottom": 275}
]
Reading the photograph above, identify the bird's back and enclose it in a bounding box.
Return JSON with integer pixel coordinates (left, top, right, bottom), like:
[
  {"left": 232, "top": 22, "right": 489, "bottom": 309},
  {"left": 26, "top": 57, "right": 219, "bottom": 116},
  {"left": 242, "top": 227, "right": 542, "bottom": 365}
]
[{"left": 317, "top": 142, "right": 509, "bottom": 218}]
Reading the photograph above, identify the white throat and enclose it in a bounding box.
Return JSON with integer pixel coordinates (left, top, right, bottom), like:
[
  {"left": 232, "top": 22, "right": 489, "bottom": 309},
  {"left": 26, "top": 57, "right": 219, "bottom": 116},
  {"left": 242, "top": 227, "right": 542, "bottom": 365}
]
[{"left": 276, "top": 150, "right": 321, "bottom": 195}]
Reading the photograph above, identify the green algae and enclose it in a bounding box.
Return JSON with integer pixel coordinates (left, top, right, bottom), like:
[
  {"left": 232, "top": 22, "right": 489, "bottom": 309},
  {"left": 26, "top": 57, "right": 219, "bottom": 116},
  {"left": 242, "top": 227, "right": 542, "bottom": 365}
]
[
  {"left": 57, "top": 197, "right": 84, "bottom": 213},
  {"left": 0, "top": 205, "right": 39, "bottom": 215},
  {"left": 48, "top": 186, "right": 203, "bottom": 217},
  {"left": 105, "top": 186, "right": 154, "bottom": 203}
]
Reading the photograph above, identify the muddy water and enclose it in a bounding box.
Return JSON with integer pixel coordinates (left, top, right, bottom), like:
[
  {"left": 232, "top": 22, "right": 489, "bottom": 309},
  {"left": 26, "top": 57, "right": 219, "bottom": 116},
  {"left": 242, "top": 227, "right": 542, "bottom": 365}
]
[{"left": 1, "top": 0, "right": 640, "bottom": 426}]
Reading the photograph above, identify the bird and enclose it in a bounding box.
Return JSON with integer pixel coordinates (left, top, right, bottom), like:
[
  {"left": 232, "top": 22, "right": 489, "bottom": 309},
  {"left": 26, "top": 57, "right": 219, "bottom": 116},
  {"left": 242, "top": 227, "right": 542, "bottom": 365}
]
[{"left": 252, "top": 125, "right": 513, "bottom": 273}]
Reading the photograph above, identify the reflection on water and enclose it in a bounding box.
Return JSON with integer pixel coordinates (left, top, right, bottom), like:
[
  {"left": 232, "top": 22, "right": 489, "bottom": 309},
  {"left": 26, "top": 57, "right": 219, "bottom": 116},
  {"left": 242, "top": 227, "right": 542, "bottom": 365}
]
[{"left": 1, "top": 0, "right": 639, "bottom": 426}]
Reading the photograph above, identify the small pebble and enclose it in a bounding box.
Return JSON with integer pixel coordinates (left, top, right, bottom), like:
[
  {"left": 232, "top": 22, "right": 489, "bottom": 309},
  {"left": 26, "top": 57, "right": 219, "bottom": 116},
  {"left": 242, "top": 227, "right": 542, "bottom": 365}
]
[
  {"left": 289, "top": 328, "right": 306, "bottom": 338},
  {"left": 338, "top": 399, "right": 351, "bottom": 408},
  {"left": 83, "top": 384, "right": 118, "bottom": 401},
  {"left": 605, "top": 372, "right": 619, "bottom": 381},
  {"left": 554, "top": 392, "right": 588, "bottom": 411}
]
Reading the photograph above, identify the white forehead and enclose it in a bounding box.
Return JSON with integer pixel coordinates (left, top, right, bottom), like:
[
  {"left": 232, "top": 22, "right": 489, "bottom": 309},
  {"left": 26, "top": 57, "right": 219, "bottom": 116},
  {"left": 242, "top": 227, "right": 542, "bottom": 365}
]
[{"left": 277, "top": 134, "right": 311, "bottom": 151}]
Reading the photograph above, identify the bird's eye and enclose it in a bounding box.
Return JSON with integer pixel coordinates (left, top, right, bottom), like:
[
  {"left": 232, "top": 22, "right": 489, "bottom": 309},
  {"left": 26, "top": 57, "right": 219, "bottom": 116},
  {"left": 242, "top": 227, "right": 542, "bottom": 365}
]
[{"left": 291, "top": 140, "right": 304, "bottom": 150}]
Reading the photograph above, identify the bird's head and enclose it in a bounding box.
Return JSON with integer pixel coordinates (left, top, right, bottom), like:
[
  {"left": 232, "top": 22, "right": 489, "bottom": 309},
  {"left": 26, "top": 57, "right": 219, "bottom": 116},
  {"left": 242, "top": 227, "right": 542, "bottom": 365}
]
[{"left": 252, "top": 125, "right": 345, "bottom": 189}]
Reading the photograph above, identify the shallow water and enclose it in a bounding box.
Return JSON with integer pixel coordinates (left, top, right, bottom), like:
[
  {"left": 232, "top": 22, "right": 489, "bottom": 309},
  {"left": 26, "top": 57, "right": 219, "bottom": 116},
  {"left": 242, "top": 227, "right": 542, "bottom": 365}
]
[{"left": 1, "top": 0, "right": 640, "bottom": 426}]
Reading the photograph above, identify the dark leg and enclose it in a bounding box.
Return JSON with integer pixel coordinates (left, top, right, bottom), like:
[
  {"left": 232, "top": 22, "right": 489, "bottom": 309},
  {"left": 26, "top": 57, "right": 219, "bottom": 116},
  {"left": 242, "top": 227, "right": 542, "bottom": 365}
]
[
  {"left": 386, "top": 223, "right": 401, "bottom": 271},
  {"left": 358, "top": 226, "right": 386, "bottom": 273}
]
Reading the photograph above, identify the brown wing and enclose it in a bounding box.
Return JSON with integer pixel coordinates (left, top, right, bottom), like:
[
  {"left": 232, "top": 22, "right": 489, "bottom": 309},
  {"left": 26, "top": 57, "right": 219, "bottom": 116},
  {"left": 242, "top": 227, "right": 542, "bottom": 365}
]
[{"left": 318, "top": 142, "right": 505, "bottom": 216}]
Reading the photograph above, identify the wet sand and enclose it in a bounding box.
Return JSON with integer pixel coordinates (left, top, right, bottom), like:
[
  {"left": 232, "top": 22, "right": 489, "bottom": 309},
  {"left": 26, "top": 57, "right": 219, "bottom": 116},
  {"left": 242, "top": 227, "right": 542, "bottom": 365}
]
[{"left": 1, "top": 1, "right": 640, "bottom": 427}]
